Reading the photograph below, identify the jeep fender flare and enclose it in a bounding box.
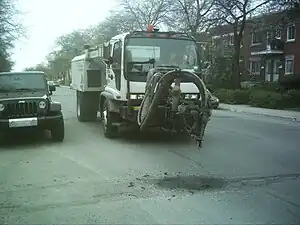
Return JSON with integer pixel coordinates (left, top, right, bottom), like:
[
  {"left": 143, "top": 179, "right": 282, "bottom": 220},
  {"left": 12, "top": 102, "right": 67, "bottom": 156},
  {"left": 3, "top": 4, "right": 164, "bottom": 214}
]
[{"left": 50, "top": 101, "right": 62, "bottom": 111}]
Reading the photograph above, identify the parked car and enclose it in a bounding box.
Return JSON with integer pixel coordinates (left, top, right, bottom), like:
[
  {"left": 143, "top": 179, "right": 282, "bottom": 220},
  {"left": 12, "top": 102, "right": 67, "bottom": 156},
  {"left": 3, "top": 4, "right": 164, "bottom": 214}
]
[
  {"left": 54, "top": 81, "right": 60, "bottom": 87},
  {"left": 0, "top": 71, "right": 65, "bottom": 143},
  {"left": 47, "top": 81, "right": 56, "bottom": 94}
]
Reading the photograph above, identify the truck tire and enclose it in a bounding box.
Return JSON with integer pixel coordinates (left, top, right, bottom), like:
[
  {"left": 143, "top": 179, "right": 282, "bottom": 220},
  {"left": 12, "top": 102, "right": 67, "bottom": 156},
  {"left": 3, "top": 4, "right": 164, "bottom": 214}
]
[
  {"left": 101, "top": 99, "right": 118, "bottom": 138},
  {"left": 77, "top": 91, "right": 98, "bottom": 122},
  {"left": 51, "top": 111, "right": 65, "bottom": 142}
]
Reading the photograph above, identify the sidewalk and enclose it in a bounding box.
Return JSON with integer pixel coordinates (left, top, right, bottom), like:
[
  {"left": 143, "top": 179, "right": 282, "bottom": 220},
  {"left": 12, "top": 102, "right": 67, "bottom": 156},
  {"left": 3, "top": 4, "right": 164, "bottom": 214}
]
[
  {"left": 219, "top": 103, "right": 300, "bottom": 122},
  {"left": 60, "top": 85, "right": 71, "bottom": 88}
]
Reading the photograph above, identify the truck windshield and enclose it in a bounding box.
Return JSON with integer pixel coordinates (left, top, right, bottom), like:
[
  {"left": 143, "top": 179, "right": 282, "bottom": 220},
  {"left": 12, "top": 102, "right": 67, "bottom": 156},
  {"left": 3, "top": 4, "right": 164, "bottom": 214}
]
[
  {"left": 0, "top": 73, "right": 47, "bottom": 92},
  {"left": 125, "top": 37, "right": 199, "bottom": 77}
]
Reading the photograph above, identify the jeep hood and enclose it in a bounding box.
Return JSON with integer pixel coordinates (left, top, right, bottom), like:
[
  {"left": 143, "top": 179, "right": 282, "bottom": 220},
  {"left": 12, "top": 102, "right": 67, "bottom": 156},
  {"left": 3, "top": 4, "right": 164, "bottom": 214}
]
[{"left": 0, "top": 91, "right": 47, "bottom": 100}]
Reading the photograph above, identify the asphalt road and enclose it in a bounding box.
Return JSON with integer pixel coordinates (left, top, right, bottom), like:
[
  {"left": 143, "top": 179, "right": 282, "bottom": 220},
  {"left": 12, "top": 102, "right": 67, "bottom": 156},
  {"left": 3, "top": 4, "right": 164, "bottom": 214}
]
[{"left": 1, "top": 86, "right": 300, "bottom": 224}]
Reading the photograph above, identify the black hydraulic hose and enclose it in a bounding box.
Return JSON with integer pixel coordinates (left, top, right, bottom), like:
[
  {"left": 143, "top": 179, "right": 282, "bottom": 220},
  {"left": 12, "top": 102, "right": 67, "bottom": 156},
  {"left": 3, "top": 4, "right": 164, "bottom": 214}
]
[
  {"left": 137, "top": 72, "right": 163, "bottom": 127},
  {"left": 137, "top": 69, "right": 209, "bottom": 132}
]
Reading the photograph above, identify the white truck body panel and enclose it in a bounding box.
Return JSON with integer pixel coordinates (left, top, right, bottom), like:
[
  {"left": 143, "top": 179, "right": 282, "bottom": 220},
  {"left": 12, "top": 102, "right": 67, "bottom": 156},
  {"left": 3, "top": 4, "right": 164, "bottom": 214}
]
[
  {"left": 71, "top": 31, "right": 200, "bottom": 99},
  {"left": 71, "top": 52, "right": 103, "bottom": 92},
  {"left": 70, "top": 55, "right": 86, "bottom": 92},
  {"left": 128, "top": 82, "right": 199, "bottom": 94}
]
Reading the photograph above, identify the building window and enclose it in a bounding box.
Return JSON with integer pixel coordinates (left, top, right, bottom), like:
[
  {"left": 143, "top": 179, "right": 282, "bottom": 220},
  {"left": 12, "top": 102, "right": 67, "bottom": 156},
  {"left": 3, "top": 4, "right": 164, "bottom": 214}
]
[
  {"left": 229, "top": 34, "right": 234, "bottom": 45},
  {"left": 251, "top": 32, "right": 262, "bottom": 44},
  {"left": 212, "top": 36, "right": 221, "bottom": 47},
  {"left": 285, "top": 55, "right": 294, "bottom": 75},
  {"left": 223, "top": 36, "right": 228, "bottom": 46},
  {"left": 275, "top": 28, "right": 281, "bottom": 39},
  {"left": 266, "top": 31, "right": 272, "bottom": 40},
  {"left": 249, "top": 60, "right": 261, "bottom": 75},
  {"left": 274, "top": 60, "right": 281, "bottom": 74},
  {"left": 273, "top": 60, "right": 281, "bottom": 82},
  {"left": 287, "top": 24, "right": 296, "bottom": 41}
]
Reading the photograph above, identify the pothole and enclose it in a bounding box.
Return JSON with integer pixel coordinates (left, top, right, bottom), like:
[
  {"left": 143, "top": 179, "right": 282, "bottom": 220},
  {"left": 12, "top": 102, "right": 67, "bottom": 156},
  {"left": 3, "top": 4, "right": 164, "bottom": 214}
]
[{"left": 155, "top": 175, "right": 226, "bottom": 191}]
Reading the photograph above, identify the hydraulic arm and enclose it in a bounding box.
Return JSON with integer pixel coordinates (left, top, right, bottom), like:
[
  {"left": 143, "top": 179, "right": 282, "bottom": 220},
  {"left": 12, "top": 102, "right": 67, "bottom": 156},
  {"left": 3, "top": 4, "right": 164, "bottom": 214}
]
[{"left": 137, "top": 68, "right": 210, "bottom": 148}]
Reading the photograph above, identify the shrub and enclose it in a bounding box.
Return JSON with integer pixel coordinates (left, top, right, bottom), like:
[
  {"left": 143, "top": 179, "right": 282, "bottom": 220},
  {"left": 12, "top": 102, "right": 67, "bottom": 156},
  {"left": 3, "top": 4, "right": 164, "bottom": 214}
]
[
  {"left": 214, "top": 87, "right": 300, "bottom": 109},
  {"left": 282, "top": 89, "right": 300, "bottom": 108},
  {"left": 256, "top": 82, "right": 281, "bottom": 92},
  {"left": 249, "top": 90, "right": 284, "bottom": 109},
  {"left": 279, "top": 75, "right": 300, "bottom": 90},
  {"left": 232, "top": 89, "right": 250, "bottom": 104},
  {"left": 213, "top": 89, "right": 235, "bottom": 104},
  {"left": 213, "top": 89, "right": 250, "bottom": 104}
]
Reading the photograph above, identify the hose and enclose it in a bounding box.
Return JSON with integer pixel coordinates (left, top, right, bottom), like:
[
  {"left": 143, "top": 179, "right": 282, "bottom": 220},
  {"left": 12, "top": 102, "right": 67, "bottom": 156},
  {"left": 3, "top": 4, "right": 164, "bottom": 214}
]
[
  {"left": 137, "top": 72, "right": 163, "bottom": 127},
  {"left": 137, "top": 69, "right": 209, "bottom": 138}
]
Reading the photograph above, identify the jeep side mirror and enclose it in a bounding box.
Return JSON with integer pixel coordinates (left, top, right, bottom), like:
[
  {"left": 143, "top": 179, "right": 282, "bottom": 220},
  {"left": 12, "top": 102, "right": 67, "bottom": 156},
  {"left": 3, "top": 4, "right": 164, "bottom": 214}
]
[{"left": 49, "top": 85, "right": 56, "bottom": 92}]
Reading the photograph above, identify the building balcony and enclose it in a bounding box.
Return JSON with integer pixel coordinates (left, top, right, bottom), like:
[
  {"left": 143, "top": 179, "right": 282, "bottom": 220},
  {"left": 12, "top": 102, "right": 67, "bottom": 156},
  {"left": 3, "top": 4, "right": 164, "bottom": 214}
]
[{"left": 251, "top": 39, "right": 284, "bottom": 56}]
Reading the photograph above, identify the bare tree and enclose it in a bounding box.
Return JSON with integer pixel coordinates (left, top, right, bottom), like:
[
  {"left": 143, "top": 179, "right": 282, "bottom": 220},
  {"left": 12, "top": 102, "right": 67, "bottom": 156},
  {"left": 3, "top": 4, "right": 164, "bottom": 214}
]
[
  {"left": 24, "top": 63, "right": 54, "bottom": 80},
  {"left": 268, "top": 0, "right": 299, "bottom": 11},
  {"left": 0, "top": 0, "right": 24, "bottom": 71},
  {"left": 120, "top": 0, "right": 172, "bottom": 29},
  {"left": 167, "top": 0, "right": 214, "bottom": 35},
  {"left": 210, "top": 0, "right": 272, "bottom": 89}
]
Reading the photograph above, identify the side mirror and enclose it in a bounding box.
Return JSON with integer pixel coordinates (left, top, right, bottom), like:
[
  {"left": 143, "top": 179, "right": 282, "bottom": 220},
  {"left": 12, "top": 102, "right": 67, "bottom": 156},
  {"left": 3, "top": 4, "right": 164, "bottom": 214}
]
[
  {"left": 104, "top": 57, "right": 113, "bottom": 65},
  {"left": 49, "top": 85, "right": 56, "bottom": 92}
]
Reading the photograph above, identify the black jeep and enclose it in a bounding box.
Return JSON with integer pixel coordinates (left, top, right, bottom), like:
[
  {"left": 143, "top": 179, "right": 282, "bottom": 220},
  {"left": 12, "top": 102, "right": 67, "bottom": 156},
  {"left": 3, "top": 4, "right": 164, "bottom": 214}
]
[{"left": 0, "top": 71, "right": 65, "bottom": 143}]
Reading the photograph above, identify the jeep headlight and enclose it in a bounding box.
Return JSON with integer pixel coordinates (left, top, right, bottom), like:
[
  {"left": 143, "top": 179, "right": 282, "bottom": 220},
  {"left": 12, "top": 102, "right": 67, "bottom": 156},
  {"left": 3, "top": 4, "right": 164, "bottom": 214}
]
[
  {"left": 130, "top": 94, "right": 144, "bottom": 100},
  {"left": 38, "top": 100, "right": 46, "bottom": 109},
  {"left": 0, "top": 103, "right": 5, "bottom": 112}
]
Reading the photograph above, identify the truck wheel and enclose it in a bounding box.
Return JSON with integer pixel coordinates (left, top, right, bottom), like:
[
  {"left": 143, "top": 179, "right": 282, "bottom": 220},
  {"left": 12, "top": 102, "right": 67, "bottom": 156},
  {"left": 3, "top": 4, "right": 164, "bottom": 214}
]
[
  {"left": 51, "top": 112, "right": 65, "bottom": 142},
  {"left": 77, "top": 91, "right": 98, "bottom": 122},
  {"left": 101, "top": 100, "right": 118, "bottom": 138}
]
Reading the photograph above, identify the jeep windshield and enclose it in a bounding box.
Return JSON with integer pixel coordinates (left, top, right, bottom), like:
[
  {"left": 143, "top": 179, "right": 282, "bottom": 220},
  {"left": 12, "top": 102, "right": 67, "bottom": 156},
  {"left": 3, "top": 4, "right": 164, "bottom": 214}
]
[
  {"left": 124, "top": 37, "right": 199, "bottom": 81},
  {"left": 0, "top": 73, "right": 47, "bottom": 92}
]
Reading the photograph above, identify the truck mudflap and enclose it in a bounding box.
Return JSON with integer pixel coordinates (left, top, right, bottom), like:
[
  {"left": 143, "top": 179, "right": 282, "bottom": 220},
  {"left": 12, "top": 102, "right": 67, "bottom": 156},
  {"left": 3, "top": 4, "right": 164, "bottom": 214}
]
[{"left": 137, "top": 68, "right": 212, "bottom": 148}]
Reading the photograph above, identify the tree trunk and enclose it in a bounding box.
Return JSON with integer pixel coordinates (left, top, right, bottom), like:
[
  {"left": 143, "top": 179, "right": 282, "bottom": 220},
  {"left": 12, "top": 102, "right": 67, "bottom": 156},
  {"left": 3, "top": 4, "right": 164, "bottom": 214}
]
[
  {"left": 232, "top": 34, "right": 241, "bottom": 89},
  {"left": 232, "top": 51, "right": 241, "bottom": 89}
]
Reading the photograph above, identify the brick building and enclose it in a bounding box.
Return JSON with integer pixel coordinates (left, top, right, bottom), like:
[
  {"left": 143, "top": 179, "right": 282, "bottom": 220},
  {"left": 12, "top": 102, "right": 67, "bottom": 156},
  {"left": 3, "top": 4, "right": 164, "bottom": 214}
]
[{"left": 199, "top": 9, "right": 300, "bottom": 83}]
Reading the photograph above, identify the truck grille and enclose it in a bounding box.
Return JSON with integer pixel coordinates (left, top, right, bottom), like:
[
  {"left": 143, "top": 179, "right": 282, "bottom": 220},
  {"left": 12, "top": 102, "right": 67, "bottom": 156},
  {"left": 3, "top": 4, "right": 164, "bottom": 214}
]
[{"left": 5, "top": 102, "right": 38, "bottom": 118}]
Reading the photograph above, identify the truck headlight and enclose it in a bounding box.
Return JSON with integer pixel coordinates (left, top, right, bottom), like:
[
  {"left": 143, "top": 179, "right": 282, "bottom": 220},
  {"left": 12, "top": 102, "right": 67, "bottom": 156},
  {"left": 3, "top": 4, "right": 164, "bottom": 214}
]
[
  {"left": 38, "top": 101, "right": 46, "bottom": 109},
  {"left": 130, "top": 94, "right": 137, "bottom": 99},
  {"left": 184, "top": 94, "right": 198, "bottom": 99},
  {"left": 0, "top": 103, "right": 5, "bottom": 112},
  {"left": 130, "top": 94, "right": 144, "bottom": 100}
]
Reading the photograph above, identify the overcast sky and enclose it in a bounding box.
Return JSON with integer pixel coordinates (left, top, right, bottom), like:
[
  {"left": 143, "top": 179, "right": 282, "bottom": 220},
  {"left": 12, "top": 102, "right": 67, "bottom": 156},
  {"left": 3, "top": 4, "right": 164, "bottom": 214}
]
[{"left": 11, "top": 0, "right": 117, "bottom": 71}]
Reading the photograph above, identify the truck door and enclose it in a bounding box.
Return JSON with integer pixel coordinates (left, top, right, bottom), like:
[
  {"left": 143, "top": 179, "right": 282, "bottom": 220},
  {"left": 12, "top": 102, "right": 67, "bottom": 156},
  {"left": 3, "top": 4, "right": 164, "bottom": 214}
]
[{"left": 107, "top": 40, "right": 121, "bottom": 91}]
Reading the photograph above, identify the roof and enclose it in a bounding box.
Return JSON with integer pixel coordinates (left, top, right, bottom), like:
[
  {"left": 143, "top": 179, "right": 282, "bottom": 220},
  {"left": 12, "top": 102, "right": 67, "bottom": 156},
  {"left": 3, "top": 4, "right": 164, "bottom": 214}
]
[
  {"left": 71, "top": 54, "right": 86, "bottom": 62},
  {"left": 0, "top": 71, "right": 45, "bottom": 75},
  {"left": 111, "top": 32, "right": 130, "bottom": 41}
]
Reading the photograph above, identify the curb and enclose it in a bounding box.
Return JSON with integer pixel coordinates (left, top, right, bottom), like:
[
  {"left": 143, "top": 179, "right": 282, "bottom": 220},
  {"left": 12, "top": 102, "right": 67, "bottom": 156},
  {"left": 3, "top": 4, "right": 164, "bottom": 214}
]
[{"left": 218, "top": 107, "right": 300, "bottom": 122}]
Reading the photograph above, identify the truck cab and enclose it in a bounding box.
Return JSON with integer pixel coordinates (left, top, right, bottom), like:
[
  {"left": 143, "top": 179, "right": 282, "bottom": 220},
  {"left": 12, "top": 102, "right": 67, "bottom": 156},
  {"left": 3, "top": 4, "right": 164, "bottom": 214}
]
[{"left": 71, "top": 27, "right": 212, "bottom": 138}]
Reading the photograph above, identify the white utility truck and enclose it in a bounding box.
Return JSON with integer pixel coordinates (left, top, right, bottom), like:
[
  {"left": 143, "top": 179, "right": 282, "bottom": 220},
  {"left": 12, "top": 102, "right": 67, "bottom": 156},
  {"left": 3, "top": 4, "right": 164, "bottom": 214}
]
[{"left": 70, "top": 26, "right": 218, "bottom": 144}]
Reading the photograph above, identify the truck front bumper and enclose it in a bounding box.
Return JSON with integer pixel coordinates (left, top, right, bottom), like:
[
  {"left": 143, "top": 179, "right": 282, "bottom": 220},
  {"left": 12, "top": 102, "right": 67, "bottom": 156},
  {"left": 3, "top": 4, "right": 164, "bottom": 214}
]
[
  {"left": 0, "top": 115, "right": 62, "bottom": 130},
  {"left": 119, "top": 105, "right": 167, "bottom": 125}
]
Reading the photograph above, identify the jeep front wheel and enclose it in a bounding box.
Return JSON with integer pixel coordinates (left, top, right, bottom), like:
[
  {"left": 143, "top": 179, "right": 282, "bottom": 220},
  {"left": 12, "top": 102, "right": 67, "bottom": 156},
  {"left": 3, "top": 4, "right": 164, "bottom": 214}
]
[{"left": 51, "top": 112, "right": 65, "bottom": 142}]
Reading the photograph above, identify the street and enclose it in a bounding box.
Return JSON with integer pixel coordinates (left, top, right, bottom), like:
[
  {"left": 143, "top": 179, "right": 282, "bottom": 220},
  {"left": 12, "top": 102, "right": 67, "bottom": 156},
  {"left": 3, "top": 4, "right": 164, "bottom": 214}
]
[{"left": 1, "top": 86, "right": 300, "bottom": 224}]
